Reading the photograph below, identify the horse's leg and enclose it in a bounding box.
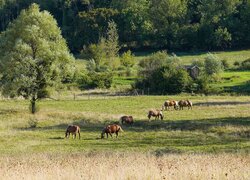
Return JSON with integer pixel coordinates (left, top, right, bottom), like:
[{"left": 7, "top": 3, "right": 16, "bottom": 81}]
[
  {"left": 116, "top": 132, "right": 118, "bottom": 138},
  {"left": 110, "top": 133, "right": 113, "bottom": 138}
]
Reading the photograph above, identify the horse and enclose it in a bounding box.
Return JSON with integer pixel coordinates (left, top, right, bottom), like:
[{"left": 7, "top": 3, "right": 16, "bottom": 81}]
[
  {"left": 148, "top": 109, "right": 164, "bottom": 120},
  {"left": 101, "top": 124, "right": 124, "bottom": 139},
  {"left": 162, "top": 100, "right": 179, "bottom": 110},
  {"left": 120, "top": 115, "right": 134, "bottom": 125},
  {"left": 65, "top": 125, "right": 80, "bottom": 139},
  {"left": 178, "top": 100, "right": 192, "bottom": 110}
]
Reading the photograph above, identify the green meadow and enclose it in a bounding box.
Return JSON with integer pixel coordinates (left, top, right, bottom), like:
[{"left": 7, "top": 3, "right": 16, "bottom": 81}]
[{"left": 0, "top": 95, "right": 249, "bottom": 155}]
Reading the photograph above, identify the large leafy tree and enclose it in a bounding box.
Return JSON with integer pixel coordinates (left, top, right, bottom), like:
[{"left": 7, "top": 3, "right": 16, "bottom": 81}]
[{"left": 0, "top": 3, "right": 75, "bottom": 113}]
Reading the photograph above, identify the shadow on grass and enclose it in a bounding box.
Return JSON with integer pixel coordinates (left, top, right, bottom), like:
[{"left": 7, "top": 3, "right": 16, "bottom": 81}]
[
  {"left": 128, "top": 116, "right": 250, "bottom": 132},
  {"left": 0, "top": 109, "right": 19, "bottom": 115},
  {"left": 194, "top": 101, "right": 250, "bottom": 106},
  {"left": 33, "top": 116, "right": 250, "bottom": 134}
]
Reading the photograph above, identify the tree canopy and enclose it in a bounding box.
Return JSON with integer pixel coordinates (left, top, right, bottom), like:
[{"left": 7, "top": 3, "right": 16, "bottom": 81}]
[
  {"left": 0, "top": 3, "right": 75, "bottom": 113},
  {"left": 0, "top": 0, "right": 249, "bottom": 53}
]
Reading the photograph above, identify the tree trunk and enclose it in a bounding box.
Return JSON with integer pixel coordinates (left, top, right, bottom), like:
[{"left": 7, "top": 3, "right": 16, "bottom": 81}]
[{"left": 31, "top": 97, "right": 36, "bottom": 114}]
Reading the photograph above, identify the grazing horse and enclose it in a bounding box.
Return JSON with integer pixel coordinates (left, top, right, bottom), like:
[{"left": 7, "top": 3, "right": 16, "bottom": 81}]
[
  {"left": 162, "top": 100, "right": 179, "bottom": 110},
  {"left": 148, "top": 109, "right": 164, "bottom": 120},
  {"left": 120, "top": 115, "right": 134, "bottom": 125},
  {"left": 178, "top": 100, "right": 192, "bottom": 110},
  {"left": 65, "top": 125, "right": 80, "bottom": 139},
  {"left": 101, "top": 124, "right": 124, "bottom": 139}
]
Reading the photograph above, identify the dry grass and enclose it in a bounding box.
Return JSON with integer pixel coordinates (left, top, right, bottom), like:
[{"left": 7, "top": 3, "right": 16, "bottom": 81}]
[{"left": 0, "top": 153, "right": 249, "bottom": 180}]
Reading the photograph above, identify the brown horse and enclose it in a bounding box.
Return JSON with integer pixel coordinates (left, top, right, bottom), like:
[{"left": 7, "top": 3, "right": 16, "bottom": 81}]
[
  {"left": 65, "top": 125, "right": 80, "bottom": 139},
  {"left": 162, "top": 100, "right": 179, "bottom": 110},
  {"left": 101, "top": 124, "right": 124, "bottom": 139},
  {"left": 178, "top": 100, "right": 192, "bottom": 110},
  {"left": 120, "top": 116, "right": 134, "bottom": 125},
  {"left": 148, "top": 109, "right": 163, "bottom": 120}
]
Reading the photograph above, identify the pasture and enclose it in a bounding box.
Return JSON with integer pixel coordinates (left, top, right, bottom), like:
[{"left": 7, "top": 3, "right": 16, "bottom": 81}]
[
  {"left": 0, "top": 95, "right": 250, "bottom": 155},
  {"left": 0, "top": 95, "right": 250, "bottom": 179}
]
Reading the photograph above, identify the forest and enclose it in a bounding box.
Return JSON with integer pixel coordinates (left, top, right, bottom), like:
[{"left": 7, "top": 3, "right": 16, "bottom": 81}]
[{"left": 0, "top": 0, "right": 250, "bottom": 54}]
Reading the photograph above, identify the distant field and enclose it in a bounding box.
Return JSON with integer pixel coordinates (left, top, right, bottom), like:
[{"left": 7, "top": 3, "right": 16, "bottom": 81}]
[
  {"left": 0, "top": 95, "right": 249, "bottom": 155},
  {"left": 134, "top": 49, "right": 250, "bottom": 65},
  {"left": 211, "top": 71, "right": 250, "bottom": 92}
]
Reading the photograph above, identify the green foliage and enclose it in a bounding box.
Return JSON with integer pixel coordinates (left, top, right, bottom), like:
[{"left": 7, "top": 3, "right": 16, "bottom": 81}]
[
  {"left": 204, "top": 53, "right": 223, "bottom": 75},
  {"left": 221, "top": 59, "right": 230, "bottom": 69},
  {"left": 0, "top": 0, "right": 250, "bottom": 51},
  {"left": 138, "top": 51, "right": 168, "bottom": 78},
  {"left": 0, "top": 4, "right": 75, "bottom": 113},
  {"left": 105, "top": 20, "right": 120, "bottom": 60},
  {"left": 213, "top": 27, "right": 232, "bottom": 49},
  {"left": 77, "top": 72, "right": 113, "bottom": 89},
  {"left": 136, "top": 52, "right": 192, "bottom": 94},
  {"left": 120, "top": 50, "right": 135, "bottom": 68},
  {"left": 240, "top": 58, "right": 250, "bottom": 70}
]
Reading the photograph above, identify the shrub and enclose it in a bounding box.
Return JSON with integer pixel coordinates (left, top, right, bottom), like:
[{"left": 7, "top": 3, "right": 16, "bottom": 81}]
[
  {"left": 240, "top": 58, "right": 250, "bottom": 70},
  {"left": 135, "top": 64, "right": 192, "bottom": 94},
  {"left": 204, "top": 53, "right": 223, "bottom": 75},
  {"left": 221, "top": 59, "right": 230, "bottom": 69},
  {"left": 234, "top": 61, "right": 240, "bottom": 66},
  {"left": 120, "top": 50, "right": 135, "bottom": 68},
  {"left": 77, "top": 72, "right": 113, "bottom": 89}
]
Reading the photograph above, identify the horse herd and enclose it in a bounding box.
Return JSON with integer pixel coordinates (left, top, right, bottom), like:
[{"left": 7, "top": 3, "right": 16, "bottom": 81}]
[{"left": 65, "top": 99, "right": 193, "bottom": 139}]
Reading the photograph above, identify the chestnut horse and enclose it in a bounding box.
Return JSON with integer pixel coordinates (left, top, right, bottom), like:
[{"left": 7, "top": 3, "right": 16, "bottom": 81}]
[
  {"left": 120, "top": 115, "right": 134, "bottom": 125},
  {"left": 162, "top": 100, "right": 179, "bottom": 110},
  {"left": 101, "top": 124, "right": 124, "bottom": 139},
  {"left": 65, "top": 125, "right": 80, "bottom": 139},
  {"left": 148, "top": 109, "right": 164, "bottom": 120},
  {"left": 178, "top": 100, "right": 192, "bottom": 110}
]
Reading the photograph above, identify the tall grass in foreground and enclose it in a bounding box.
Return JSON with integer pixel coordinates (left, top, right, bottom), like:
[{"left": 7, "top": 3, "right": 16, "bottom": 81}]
[{"left": 0, "top": 153, "right": 249, "bottom": 180}]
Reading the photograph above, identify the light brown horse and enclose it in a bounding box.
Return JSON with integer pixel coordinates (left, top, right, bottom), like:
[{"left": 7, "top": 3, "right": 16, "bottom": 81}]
[
  {"left": 162, "top": 100, "right": 179, "bottom": 110},
  {"left": 65, "top": 125, "right": 80, "bottom": 139},
  {"left": 120, "top": 115, "right": 134, "bottom": 125},
  {"left": 178, "top": 100, "right": 192, "bottom": 110},
  {"left": 148, "top": 109, "right": 163, "bottom": 120},
  {"left": 101, "top": 124, "right": 124, "bottom": 139}
]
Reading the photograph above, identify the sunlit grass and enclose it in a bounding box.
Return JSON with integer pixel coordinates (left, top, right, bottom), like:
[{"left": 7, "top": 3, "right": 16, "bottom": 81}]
[{"left": 0, "top": 95, "right": 249, "bottom": 155}]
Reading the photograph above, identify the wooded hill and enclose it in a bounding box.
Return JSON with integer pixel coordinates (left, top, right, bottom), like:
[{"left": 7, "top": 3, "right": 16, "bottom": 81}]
[{"left": 0, "top": 0, "right": 250, "bottom": 53}]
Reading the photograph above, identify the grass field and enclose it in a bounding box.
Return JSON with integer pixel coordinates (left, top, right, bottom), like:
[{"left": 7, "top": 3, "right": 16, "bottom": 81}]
[
  {"left": 135, "top": 49, "right": 250, "bottom": 65},
  {"left": 0, "top": 95, "right": 250, "bottom": 179},
  {"left": 0, "top": 95, "right": 249, "bottom": 155}
]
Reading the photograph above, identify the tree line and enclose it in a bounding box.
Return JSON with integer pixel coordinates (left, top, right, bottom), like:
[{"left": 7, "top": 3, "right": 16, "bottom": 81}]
[{"left": 0, "top": 0, "right": 250, "bottom": 53}]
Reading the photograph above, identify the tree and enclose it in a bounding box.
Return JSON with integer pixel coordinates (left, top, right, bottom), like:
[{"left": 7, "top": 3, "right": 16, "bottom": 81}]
[
  {"left": 0, "top": 3, "right": 75, "bottom": 113},
  {"left": 120, "top": 50, "right": 135, "bottom": 68},
  {"left": 106, "top": 20, "right": 120, "bottom": 59},
  {"left": 204, "top": 53, "right": 223, "bottom": 75}
]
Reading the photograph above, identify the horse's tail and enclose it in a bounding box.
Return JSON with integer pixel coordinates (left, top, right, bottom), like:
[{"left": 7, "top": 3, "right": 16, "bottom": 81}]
[
  {"left": 119, "top": 126, "right": 124, "bottom": 132},
  {"left": 78, "top": 127, "right": 81, "bottom": 139}
]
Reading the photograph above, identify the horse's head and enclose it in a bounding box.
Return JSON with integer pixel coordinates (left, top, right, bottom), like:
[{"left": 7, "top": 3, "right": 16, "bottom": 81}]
[
  {"left": 159, "top": 111, "right": 164, "bottom": 120},
  {"left": 101, "top": 132, "right": 105, "bottom": 139}
]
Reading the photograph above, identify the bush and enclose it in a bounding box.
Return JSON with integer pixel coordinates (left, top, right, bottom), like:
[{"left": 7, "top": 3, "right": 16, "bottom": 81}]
[
  {"left": 234, "top": 61, "right": 240, "bottom": 66},
  {"left": 204, "top": 53, "right": 223, "bottom": 75},
  {"left": 240, "top": 58, "right": 250, "bottom": 70},
  {"left": 120, "top": 50, "right": 135, "bottom": 68},
  {"left": 221, "top": 59, "right": 230, "bottom": 69},
  {"left": 135, "top": 64, "right": 192, "bottom": 94},
  {"left": 77, "top": 72, "right": 113, "bottom": 89}
]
